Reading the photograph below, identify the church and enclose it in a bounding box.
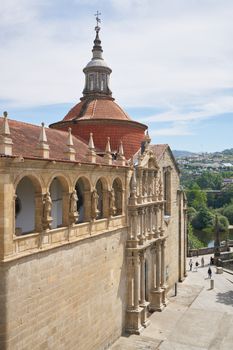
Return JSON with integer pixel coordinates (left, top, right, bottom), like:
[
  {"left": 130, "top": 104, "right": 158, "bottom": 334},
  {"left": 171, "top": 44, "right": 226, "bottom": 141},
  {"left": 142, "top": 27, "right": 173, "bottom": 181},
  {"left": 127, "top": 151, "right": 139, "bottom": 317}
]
[{"left": 0, "top": 18, "right": 187, "bottom": 350}]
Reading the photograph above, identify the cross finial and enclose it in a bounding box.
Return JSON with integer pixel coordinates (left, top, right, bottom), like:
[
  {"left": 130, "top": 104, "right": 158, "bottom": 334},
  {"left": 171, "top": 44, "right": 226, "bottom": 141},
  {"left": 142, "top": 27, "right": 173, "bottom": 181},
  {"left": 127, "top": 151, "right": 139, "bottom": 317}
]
[
  {"left": 94, "top": 11, "right": 101, "bottom": 25},
  {"left": 94, "top": 11, "right": 101, "bottom": 32}
]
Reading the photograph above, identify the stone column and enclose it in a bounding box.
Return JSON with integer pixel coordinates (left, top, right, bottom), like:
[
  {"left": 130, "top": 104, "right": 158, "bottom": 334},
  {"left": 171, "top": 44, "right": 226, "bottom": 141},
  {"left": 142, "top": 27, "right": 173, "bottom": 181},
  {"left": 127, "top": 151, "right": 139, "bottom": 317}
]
[
  {"left": 138, "top": 168, "right": 143, "bottom": 204},
  {"left": 139, "top": 251, "right": 150, "bottom": 328},
  {"left": 140, "top": 252, "right": 145, "bottom": 305},
  {"left": 63, "top": 192, "right": 71, "bottom": 227},
  {"left": 156, "top": 241, "right": 162, "bottom": 292},
  {"left": 126, "top": 253, "right": 143, "bottom": 334},
  {"left": 143, "top": 170, "right": 148, "bottom": 201},
  {"left": 127, "top": 256, "right": 134, "bottom": 309},
  {"left": 153, "top": 171, "right": 158, "bottom": 201},
  {"left": 160, "top": 203, "right": 164, "bottom": 236},
  {"left": 128, "top": 212, "right": 133, "bottom": 240},
  {"left": 151, "top": 246, "right": 156, "bottom": 290},
  {"left": 150, "top": 241, "right": 164, "bottom": 311},
  {"left": 133, "top": 254, "right": 140, "bottom": 310},
  {"left": 148, "top": 206, "right": 153, "bottom": 239},
  {"left": 155, "top": 206, "right": 160, "bottom": 238},
  {"left": 143, "top": 207, "right": 147, "bottom": 240},
  {"left": 138, "top": 208, "right": 144, "bottom": 245},
  {"left": 161, "top": 239, "right": 168, "bottom": 306},
  {"left": 34, "top": 193, "right": 43, "bottom": 233},
  {"left": 128, "top": 210, "right": 139, "bottom": 247}
]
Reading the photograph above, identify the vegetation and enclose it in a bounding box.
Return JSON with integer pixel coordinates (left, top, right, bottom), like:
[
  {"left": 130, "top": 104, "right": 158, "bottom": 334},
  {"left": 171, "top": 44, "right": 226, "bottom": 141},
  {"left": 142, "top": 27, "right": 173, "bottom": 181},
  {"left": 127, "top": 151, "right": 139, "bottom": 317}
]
[
  {"left": 187, "top": 223, "right": 205, "bottom": 249},
  {"left": 222, "top": 204, "right": 233, "bottom": 225},
  {"left": 183, "top": 171, "right": 232, "bottom": 249}
]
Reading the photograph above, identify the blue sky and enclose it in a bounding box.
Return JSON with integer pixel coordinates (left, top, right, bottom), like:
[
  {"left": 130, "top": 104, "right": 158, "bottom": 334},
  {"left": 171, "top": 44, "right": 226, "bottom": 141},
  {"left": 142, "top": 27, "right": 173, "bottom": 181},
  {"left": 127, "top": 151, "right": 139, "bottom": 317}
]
[{"left": 1, "top": 0, "right": 233, "bottom": 152}]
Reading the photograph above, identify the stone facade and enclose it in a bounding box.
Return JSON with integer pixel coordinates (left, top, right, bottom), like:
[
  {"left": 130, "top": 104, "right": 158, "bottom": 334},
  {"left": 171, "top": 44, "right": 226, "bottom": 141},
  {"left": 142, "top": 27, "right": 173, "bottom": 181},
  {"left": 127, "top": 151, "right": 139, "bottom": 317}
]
[
  {"left": 0, "top": 21, "right": 187, "bottom": 350},
  {"left": 0, "top": 141, "right": 187, "bottom": 350}
]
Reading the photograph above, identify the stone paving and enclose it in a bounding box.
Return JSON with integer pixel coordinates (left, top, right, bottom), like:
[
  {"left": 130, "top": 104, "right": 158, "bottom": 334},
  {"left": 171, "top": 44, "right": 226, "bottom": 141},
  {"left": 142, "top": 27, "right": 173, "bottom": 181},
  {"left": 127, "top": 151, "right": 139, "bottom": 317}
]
[{"left": 109, "top": 254, "right": 233, "bottom": 350}]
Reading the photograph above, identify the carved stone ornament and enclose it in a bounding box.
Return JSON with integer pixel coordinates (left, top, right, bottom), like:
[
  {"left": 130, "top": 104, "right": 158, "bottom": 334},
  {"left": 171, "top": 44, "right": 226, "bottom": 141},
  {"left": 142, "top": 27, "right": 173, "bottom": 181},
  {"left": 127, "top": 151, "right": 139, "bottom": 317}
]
[
  {"left": 42, "top": 192, "right": 53, "bottom": 230},
  {"left": 158, "top": 178, "right": 163, "bottom": 201},
  {"left": 91, "top": 189, "right": 100, "bottom": 219},
  {"left": 69, "top": 190, "right": 79, "bottom": 225}
]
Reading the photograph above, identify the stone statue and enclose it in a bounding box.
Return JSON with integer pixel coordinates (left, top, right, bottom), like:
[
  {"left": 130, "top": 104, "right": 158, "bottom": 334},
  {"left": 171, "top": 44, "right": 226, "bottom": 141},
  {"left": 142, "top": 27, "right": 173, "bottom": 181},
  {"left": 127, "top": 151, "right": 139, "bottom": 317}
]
[
  {"left": 69, "top": 190, "right": 79, "bottom": 225},
  {"left": 109, "top": 189, "right": 116, "bottom": 216},
  {"left": 92, "top": 189, "right": 99, "bottom": 219},
  {"left": 43, "top": 192, "right": 53, "bottom": 229}
]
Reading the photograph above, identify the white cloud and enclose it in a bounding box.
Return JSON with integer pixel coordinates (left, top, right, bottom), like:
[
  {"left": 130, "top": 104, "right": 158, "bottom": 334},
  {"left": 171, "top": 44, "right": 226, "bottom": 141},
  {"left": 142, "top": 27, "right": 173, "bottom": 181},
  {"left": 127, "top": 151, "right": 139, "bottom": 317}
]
[
  {"left": 0, "top": 0, "right": 233, "bottom": 125},
  {"left": 139, "top": 95, "right": 233, "bottom": 125},
  {"left": 150, "top": 122, "right": 193, "bottom": 136}
]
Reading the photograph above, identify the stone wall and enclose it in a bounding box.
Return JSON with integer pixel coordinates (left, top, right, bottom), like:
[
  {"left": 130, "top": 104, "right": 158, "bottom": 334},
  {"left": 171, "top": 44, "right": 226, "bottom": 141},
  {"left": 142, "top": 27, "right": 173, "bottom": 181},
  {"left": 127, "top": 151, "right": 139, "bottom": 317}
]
[
  {"left": 0, "top": 228, "right": 127, "bottom": 350},
  {"left": 158, "top": 149, "right": 185, "bottom": 288}
]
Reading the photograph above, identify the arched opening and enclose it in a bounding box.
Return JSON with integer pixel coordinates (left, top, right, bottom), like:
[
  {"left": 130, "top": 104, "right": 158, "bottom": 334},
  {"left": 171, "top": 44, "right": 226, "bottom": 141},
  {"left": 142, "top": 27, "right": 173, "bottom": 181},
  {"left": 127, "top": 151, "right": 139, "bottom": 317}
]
[
  {"left": 95, "top": 178, "right": 108, "bottom": 219},
  {"left": 112, "top": 178, "right": 123, "bottom": 216},
  {"left": 89, "top": 74, "right": 94, "bottom": 91},
  {"left": 15, "top": 176, "right": 41, "bottom": 235},
  {"left": 163, "top": 168, "right": 172, "bottom": 216},
  {"left": 96, "top": 179, "right": 103, "bottom": 219},
  {"left": 75, "top": 177, "right": 91, "bottom": 223},
  {"left": 49, "top": 177, "right": 69, "bottom": 229}
]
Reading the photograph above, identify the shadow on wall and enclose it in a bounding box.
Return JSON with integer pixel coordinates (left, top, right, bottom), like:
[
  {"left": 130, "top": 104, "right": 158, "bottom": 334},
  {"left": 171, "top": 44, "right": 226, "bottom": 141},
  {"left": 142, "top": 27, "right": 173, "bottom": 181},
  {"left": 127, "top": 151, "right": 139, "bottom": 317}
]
[{"left": 215, "top": 290, "right": 233, "bottom": 306}]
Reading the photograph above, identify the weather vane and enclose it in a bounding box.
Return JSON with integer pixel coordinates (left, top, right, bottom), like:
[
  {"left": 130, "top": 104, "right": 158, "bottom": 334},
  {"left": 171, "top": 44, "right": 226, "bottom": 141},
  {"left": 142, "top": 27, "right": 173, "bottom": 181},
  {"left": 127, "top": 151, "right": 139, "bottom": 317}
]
[{"left": 94, "top": 11, "right": 101, "bottom": 32}]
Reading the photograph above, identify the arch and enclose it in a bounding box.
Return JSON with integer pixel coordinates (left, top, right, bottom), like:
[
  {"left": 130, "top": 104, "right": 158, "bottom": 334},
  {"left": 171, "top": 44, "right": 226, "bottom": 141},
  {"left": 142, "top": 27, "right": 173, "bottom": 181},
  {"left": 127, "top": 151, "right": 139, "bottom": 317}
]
[
  {"left": 47, "top": 174, "right": 70, "bottom": 193},
  {"left": 15, "top": 175, "right": 42, "bottom": 235},
  {"left": 75, "top": 176, "right": 91, "bottom": 223},
  {"left": 95, "top": 177, "right": 108, "bottom": 219},
  {"left": 14, "top": 172, "right": 42, "bottom": 193},
  {"left": 163, "top": 167, "right": 172, "bottom": 216},
  {"left": 94, "top": 176, "right": 109, "bottom": 191},
  {"left": 49, "top": 176, "right": 69, "bottom": 229},
  {"left": 112, "top": 177, "right": 123, "bottom": 216}
]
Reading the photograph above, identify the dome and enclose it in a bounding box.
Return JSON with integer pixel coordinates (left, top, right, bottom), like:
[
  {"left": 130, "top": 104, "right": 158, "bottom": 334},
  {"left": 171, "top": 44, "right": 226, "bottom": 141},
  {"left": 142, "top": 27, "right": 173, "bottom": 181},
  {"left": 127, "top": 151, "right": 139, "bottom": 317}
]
[
  {"left": 85, "top": 58, "right": 110, "bottom": 69},
  {"left": 63, "top": 99, "right": 132, "bottom": 122}
]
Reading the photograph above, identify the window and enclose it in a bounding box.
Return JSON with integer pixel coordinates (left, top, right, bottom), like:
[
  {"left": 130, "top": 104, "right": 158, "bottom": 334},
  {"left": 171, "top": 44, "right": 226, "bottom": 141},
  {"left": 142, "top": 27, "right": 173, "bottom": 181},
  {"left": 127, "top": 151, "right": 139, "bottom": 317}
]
[
  {"left": 75, "top": 177, "right": 91, "bottom": 223},
  {"left": 15, "top": 177, "right": 36, "bottom": 235},
  {"left": 50, "top": 178, "right": 63, "bottom": 229},
  {"left": 112, "top": 178, "right": 123, "bottom": 216},
  {"left": 163, "top": 167, "right": 172, "bottom": 216}
]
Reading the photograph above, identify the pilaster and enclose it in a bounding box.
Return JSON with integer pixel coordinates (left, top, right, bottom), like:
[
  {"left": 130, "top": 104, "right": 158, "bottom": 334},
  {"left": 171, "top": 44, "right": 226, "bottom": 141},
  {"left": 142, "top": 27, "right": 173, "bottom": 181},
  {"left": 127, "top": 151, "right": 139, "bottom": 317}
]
[
  {"left": 126, "top": 253, "right": 144, "bottom": 334},
  {"left": 161, "top": 239, "right": 168, "bottom": 306},
  {"left": 150, "top": 241, "right": 164, "bottom": 311},
  {"left": 139, "top": 251, "right": 150, "bottom": 328},
  {"left": 0, "top": 175, "right": 15, "bottom": 258}
]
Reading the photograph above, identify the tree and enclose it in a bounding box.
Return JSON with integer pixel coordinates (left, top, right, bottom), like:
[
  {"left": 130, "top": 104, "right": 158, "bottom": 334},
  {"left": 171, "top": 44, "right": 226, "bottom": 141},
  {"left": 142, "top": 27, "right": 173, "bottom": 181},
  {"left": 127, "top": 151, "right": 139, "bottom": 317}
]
[
  {"left": 191, "top": 206, "right": 214, "bottom": 230},
  {"left": 222, "top": 204, "right": 233, "bottom": 225},
  {"left": 216, "top": 185, "right": 233, "bottom": 207},
  {"left": 217, "top": 215, "right": 229, "bottom": 234},
  {"left": 186, "top": 183, "right": 207, "bottom": 210},
  {"left": 187, "top": 207, "right": 197, "bottom": 222},
  {"left": 196, "top": 172, "right": 222, "bottom": 190},
  {"left": 188, "top": 223, "right": 204, "bottom": 249}
]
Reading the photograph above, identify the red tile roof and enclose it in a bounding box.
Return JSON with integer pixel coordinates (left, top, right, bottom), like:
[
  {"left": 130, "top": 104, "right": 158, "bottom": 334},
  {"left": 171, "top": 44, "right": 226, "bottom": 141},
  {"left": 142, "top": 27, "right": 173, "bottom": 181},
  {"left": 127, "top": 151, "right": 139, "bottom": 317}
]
[
  {"left": 0, "top": 118, "right": 107, "bottom": 164},
  {"left": 63, "top": 99, "right": 131, "bottom": 122}
]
